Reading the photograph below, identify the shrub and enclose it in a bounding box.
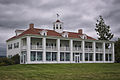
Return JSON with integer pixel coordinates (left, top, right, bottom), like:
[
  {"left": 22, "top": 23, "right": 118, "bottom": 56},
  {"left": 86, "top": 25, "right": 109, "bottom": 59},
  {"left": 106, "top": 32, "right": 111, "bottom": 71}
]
[
  {"left": 0, "top": 58, "right": 15, "bottom": 66},
  {"left": 11, "top": 54, "right": 20, "bottom": 64}
]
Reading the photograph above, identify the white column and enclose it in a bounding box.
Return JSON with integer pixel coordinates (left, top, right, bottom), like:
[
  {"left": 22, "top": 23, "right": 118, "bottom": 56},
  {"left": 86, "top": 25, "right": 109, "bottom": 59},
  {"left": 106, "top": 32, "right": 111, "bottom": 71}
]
[
  {"left": 43, "top": 37, "right": 46, "bottom": 62},
  {"left": 27, "top": 36, "right": 31, "bottom": 64},
  {"left": 93, "top": 42, "right": 96, "bottom": 62},
  {"left": 57, "top": 39, "right": 60, "bottom": 62},
  {"left": 82, "top": 40, "right": 85, "bottom": 62},
  {"left": 103, "top": 42, "right": 105, "bottom": 62},
  {"left": 70, "top": 40, "right": 73, "bottom": 63},
  {"left": 112, "top": 43, "right": 115, "bottom": 62}
]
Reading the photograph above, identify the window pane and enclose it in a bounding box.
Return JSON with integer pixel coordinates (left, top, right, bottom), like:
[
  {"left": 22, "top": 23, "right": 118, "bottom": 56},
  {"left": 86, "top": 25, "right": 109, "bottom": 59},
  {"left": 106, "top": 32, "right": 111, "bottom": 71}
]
[
  {"left": 85, "top": 53, "right": 88, "bottom": 61},
  {"left": 109, "top": 54, "right": 112, "bottom": 61},
  {"left": 37, "top": 52, "right": 42, "bottom": 61},
  {"left": 89, "top": 53, "right": 93, "bottom": 61},
  {"left": 73, "top": 53, "right": 75, "bottom": 61},
  {"left": 65, "top": 53, "right": 70, "bottom": 61},
  {"left": 60, "top": 52, "right": 64, "bottom": 61},
  {"left": 100, "top": 54, "right": 103, "bottom": 61},
  {"left": 52, "top": 52, "right": 57, "bottom": 61},
  {"left": 31, "top": 51, "right": 36, "bottom": 61},
  {"left": 46, "top": 52, "right": 51, "bottom": 61},
  {"left": 96, "top": 53, "right": 99, "bottom": 61},
  {"left": 80, "top": 53, "right": 82, "bottom": 61},
  {"left": 105, "top": 54, "right": 108, "bottom": 61}
]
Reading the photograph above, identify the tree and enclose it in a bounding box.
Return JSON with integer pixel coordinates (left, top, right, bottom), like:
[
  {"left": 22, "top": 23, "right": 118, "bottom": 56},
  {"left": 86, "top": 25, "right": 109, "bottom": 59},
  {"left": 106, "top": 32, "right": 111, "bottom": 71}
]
[
  {"left": 115, "top": 38, "right": 120, "bottom": 63},
  {"left": 11, "top": 54, "right": 20, "bottom": 64},
  {"left": 95, "top": 15, "right": 114, "bottom": 40}
]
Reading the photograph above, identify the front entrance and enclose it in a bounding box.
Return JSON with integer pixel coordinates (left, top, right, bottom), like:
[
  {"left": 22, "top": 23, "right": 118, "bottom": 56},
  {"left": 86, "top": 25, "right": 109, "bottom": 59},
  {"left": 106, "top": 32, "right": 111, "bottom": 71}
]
[
  {"left": 21, "top": 51, "right": 27, "bottom": 64},
  {"left": 75, "top": 55, "right": 80, "bottom": 63}
]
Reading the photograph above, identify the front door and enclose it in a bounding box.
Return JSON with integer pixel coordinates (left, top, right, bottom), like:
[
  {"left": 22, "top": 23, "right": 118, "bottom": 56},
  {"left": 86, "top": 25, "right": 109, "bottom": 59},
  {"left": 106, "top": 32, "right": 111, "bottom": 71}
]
[
  {"left": 21, "top": 51, "right": 27, "bottom": 64},
  {"left": 75, "top": 55, "right": 80, "bottom": 63}
]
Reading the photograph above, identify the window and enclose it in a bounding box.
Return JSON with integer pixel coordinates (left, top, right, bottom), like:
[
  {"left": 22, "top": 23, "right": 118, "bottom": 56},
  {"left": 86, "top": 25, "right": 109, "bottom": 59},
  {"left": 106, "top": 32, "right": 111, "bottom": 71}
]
[
  {"left": 89, "top": 53, "right": 93, "bottom": 61},
  {"left": 52, "top": 52, "right": 57, "bottom": 61},
  {"left": 8, "top": 44, "right": 12, "bottom": 49},
  {"left": 109, "top": 54, "right": 112, "bottom": 61},
  {"left": 65, "top": 53, "right": 70, "bottom": 61},
  {"left": 96, "top": 53, "right": 103, "bottom": 61},
  {"left": 100, "top": 54, "right": 103, "bottom": 61},
  {"left": 60, "top": 52, "right": 70, "bottom": 61},
  {"left": 46, "top": 52, "right": 51, "bottom": 61},
  {"left": 31, "top": 51, "right": 36, "bottom": 61},
  {"left": 37, "top": 52, "right": 42, "bottom": 61},
  {"left": 85, "top": 53, "right": 93, "bottom": 61},
  {"left": 105, "top": 54, "right": 108, "bottom": 61},
  {"left": 105, "top": 53, "right": 112, "bottom": 61},
  {"left": 14, "top": 42, "right": 19, "bottom": 48},
  {"left": 85, "top": 53, "right": 88, "bottom": 61},
  {"left": 56, "top": 27, "right": 58, "bottom": 29},
  {"left": 60, "top": 52, "right": 64, "bottom": 61},
  {"left": 46, "top": 52, "right": 57, "bottom": 61}
]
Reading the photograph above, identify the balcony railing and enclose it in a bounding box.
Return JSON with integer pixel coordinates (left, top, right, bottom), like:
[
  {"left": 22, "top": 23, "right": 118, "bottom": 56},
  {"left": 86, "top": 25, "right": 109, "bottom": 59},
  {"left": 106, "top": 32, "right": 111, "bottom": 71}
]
[
  {"left": 60, "top": 47, "right": 70, "bottom": 51},
  {"left": 96, "top": 48, "right": 103, "bottom": 52},
  {"left": 31, "top": 45, "right": 42, "bottom": 50},
  {"left": 85, "top": 48, "right": 93, "bottom": 52},
  {"left": 46, "top": 46, "right": 57, "bottom": 51},
  {"left": 21, "top": 46, "right": 27, "bottom": 50},
  {"left": 105, "top": 49, "right": 112, "bottom": 53},
  {"left": 73, "top": 47, "right": 82, "bottom": 52}
]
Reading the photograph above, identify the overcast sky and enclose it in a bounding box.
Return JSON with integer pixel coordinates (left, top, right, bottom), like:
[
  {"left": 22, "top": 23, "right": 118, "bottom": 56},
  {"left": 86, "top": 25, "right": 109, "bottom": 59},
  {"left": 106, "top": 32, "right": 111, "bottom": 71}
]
[{"left": 0, "top": 0, "right": 120, "bottom": 56}]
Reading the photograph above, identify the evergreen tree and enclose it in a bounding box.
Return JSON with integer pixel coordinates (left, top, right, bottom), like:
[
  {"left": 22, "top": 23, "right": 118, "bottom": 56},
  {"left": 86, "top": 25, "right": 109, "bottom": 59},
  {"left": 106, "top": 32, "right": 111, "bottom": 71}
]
[
  {"left": 115, "top": 38, "right": 120, "bottom": 63},
  {"left": 95, "top": 16, "right": 114, "bottom": 40}
]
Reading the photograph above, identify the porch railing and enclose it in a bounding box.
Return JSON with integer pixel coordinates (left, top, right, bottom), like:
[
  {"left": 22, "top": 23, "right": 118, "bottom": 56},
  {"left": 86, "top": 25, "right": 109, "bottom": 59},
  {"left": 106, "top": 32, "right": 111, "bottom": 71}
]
[
  {"left": 96, "top": 48, "right": 103, "bottom": 52},
  {"left": 105, "top": 49, "right": 112, "bottom": 53},
  {"left": 31, "top": 45, "right": 42, "bottom": 50},
  {"left": 46, "top": 46, "right": 57, "bottom": 51},
  {"left": 85, "top": 48, "right": 93, "bottom": 52},
  {"left": 21, "top": 46, "right": 27, "bottom": 50},
  {"left": 73, "top": 47, "right": 82, "bottom": 52},
  {"left": 60, "top": 47, "right": 70, "bottom": 51}
]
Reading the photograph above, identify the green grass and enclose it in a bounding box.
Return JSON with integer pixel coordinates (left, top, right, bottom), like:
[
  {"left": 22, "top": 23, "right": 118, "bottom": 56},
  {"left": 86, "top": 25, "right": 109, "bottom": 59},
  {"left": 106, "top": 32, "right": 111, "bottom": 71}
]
[{"left": 0, "top": 63, "right": 120, "bottom": 80}]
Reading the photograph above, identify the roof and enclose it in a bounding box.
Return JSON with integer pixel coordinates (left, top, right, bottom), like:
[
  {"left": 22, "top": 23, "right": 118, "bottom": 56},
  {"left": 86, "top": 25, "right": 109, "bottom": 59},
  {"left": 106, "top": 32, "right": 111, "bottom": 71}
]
[{"left": 6, "top": 28, "right": 96, "bottom": 42}]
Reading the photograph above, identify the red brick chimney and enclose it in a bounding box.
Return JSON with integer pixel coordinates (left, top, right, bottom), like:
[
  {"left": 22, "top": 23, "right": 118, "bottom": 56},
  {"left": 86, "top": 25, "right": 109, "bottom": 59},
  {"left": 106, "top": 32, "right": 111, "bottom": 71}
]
[
  {"left": 29, "top": 23, "right": 34, "bottom": 29},
  {"left": 78, "top": 29, "right": 82, "bottom": 34}
]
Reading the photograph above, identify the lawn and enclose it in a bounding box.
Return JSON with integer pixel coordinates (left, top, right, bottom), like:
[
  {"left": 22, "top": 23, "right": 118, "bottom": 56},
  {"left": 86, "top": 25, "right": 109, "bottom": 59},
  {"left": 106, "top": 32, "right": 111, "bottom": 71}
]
[{"left": 0, "top": 63, "right": 120, "bottom": 80}]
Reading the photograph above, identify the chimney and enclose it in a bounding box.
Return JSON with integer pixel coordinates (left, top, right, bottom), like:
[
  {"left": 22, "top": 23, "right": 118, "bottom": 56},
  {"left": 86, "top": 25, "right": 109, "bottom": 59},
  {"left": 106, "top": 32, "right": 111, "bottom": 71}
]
[
  {"left": 78, "top": 29, "right": 82, "bottom": 34},
  {"left": 29, "top": 23, "right": 34, "bottom": 29}
]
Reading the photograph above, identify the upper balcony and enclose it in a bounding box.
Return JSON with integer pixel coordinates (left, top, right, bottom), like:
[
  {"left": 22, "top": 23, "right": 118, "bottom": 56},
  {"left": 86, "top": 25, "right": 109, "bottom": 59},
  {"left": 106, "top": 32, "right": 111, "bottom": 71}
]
[
  {"left": 73, "top": 47, "right": 82, "bottom": 52},
  {"left": 46, "top": 46, "right": 57, "bottom": 51},
  {"left": 85, "top": 48, "right": 93, "bottom": 52},
  {"left": 31, "top": 45, "right": 42, "bottom": 50},
  {"left": 60, "top": 46, "right": 70, "bottom": 51}
]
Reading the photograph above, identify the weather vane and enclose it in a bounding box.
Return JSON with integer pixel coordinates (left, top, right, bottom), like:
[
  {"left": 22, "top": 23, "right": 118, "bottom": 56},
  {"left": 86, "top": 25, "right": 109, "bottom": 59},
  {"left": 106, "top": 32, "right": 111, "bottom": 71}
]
[{"left": 57, "top": 13, "right": 60, "bottom": 20}]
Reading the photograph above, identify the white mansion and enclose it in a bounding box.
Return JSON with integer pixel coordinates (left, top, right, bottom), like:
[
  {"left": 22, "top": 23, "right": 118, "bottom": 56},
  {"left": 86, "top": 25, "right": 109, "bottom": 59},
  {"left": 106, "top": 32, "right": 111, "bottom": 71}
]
[{"left": 6, "top": 19, "right": 115, "bottom": 64}]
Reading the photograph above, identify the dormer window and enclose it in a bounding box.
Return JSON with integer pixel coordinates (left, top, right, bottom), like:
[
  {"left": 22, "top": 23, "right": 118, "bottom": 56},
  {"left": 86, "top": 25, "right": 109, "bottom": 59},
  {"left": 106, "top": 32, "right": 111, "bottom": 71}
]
[
  {"left": 79, "top": 34, "right": 87, "bottom": 39},
  {"left": 62, "top": 32, "right": 69, "bottom": 38},
  {"left": 40, "top": 30, "right": 47, "bottom": 36}
]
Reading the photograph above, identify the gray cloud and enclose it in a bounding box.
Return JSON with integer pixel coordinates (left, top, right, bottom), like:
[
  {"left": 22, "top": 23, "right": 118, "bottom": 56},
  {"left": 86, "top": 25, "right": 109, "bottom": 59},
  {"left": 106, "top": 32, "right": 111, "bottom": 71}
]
[{"left": 0, "top": 0, "right": 120, "bottom": 56}]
